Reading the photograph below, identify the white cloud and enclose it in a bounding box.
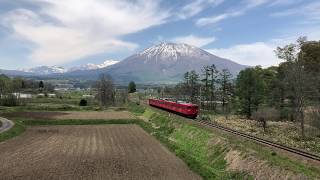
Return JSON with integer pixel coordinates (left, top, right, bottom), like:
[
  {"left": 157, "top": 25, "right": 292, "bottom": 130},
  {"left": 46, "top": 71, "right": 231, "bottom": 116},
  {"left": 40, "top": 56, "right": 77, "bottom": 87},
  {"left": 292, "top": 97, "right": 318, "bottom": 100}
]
[
  {"left": 206, "top": 29, "right": 320, "bottom": 67},
  {"left": 243, "top": 0, "right": 269, "bottom": 8},
  {"left": 171, "top": 35, "right": 216, "bottom": 47},
  {"left": 268, "top": 0, "right": 303, "bottom": 7},
  {"left": 271, "top": 1, "right": 320, "bottom": 23},
  {"left": 196, "top": 12, "right": 237, "bottom": 26},
  {"left": 178, "top": 0, "right": 224, "bottom": 19},
  {"left": 196, "top": 0, "right": 269, "bottom": 26},
  {"left": 207, "top": 42, "right": 280, "bottom": 67},
  {"left": 1, "top": 0, "right": 170, "bottom": 65}
]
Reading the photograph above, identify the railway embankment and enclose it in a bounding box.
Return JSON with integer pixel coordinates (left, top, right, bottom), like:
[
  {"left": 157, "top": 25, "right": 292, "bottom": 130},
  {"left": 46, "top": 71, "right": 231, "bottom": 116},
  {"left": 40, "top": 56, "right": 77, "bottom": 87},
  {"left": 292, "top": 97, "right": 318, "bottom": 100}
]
[{"left": 131, "top": 102, "right": 320, "bottom": 179}]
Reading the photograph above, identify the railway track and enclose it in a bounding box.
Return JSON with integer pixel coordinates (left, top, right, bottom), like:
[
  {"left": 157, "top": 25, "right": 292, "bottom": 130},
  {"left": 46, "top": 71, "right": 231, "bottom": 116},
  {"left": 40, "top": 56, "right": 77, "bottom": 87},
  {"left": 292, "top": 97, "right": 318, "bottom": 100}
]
[
  {"left": 146, "top": 103, "right": 320, "bottom": 162},
  {"left": 197, "top": 119, "right": 320, "bottom": 162}
]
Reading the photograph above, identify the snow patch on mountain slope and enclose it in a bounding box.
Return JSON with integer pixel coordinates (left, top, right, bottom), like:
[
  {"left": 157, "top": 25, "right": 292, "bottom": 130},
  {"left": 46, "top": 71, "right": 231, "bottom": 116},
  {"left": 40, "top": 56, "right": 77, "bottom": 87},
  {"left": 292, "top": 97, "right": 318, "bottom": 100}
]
[{"left": 139, "top": 42, "right": 211, "bottom": 63}]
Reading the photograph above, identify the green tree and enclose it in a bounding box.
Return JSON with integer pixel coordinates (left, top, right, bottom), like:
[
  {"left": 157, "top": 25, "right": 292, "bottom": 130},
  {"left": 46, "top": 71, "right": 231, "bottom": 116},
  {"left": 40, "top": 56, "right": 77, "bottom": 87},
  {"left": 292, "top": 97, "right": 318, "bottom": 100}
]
[
  {"left": 275, "top": 37, "right": 319, "bottom": 137},
  {"left": 128, "top": 81, "right": 136, "bottom": 93},
  {"left": 218, "top": 69, "right": 233, "bottom": 117},
  {"left": 39, "top": 81, "right": 44, "bottom": 92},
  {"left": 182, "top": 70, "right": 199, "bottom": 103},
  {"left": 0, "top": 74, "right": 11, "bottom": 104},
  {"left": 201, "top": 66, "right": 211, "bottom": 110},
  {"left": 189, "top": 70, "right": 200, "bottom": 103},
  {"left": 208, "top": 64, "right": 219, "bottom": 111},
  {"left": 236, "top": 67, "right": 266, "bottom": 119}
]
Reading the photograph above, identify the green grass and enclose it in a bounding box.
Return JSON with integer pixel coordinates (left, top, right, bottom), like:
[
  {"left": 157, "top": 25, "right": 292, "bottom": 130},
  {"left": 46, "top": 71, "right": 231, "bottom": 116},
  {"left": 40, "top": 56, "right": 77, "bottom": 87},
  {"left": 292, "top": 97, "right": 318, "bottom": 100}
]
[
  {"left": 141, "top": 109, "right": 250, "bottom": 179},
  {"left": 228, "top": 136, "right": 320, "bottom": 179},
  {"left": 126, "top": 102, "right": 146, "bottom": 115},
  {"left": 0, "top": 121, "right": 26, "bottom": 142},
  {"left": 22, "top": 119, "right": 137, "bottom": 126},
  {"left": 137, "top": 104, "right": 320, "bottom": 179},
  {"left": 0, "top": 103, "right": 103, "bottom": 113}
]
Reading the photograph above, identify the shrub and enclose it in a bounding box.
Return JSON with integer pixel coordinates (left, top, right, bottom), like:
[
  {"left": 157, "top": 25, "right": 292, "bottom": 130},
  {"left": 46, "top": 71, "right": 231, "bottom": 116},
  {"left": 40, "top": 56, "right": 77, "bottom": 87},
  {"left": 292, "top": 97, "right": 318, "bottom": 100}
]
[
  {"left": 198, "top": 114, "right": 210, "bottom": 121},
  {"left": 279, "top": 107, "right": 295, "bottom": 121},
  {"left": 59, "top": 104, "right": 74, "bottom": 110},
  {"left": 252, "top": 107, "right": 280, "bottom": 131},
  {"left": 306, "top": 106, "right": 320, "bottom": 137},
  {"left": 252, "top": 107, "right": 280, "bottom": 122},
  {"left": 127, "top": 102, "right": 145, "bottom": 115},
  {"left": 79, "top": 99, "right": 87, "bottom": 106},
  {"left": 307, "top": 107, "right": 320, "bottom": 128},
  {"left": 1, "top": 94, "right": 19, "bottom": 106}
]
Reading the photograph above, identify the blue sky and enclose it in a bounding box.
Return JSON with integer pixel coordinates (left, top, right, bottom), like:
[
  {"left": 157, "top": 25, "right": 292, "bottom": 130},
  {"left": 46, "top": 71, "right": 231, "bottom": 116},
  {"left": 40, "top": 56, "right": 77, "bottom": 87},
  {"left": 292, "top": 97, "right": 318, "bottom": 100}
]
[{"left": 0, "top": 0, "right": 319, "bottom": 69}]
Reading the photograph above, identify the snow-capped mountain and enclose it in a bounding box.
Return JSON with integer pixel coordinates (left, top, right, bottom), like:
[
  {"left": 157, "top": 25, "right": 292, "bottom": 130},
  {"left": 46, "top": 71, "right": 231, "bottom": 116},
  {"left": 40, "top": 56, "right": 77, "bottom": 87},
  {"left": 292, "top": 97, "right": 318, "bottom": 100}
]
[
  {"left": 82, "top": 42, "right": 248, "bottom": 83},
  {"left": 139, "top": 43, "right": 209, "bottom": 62},
  {"left": 20, "top": 66, "right": 67, "bottom": 75},
  {"left": 97, "top": 60, "right": 119, "bottom": 68},
  {"left": 15, "top": 60, "right": 119, "bottom": 75},
  {"left": 68, "top": 60, "right": 119, "bottom": 72}
]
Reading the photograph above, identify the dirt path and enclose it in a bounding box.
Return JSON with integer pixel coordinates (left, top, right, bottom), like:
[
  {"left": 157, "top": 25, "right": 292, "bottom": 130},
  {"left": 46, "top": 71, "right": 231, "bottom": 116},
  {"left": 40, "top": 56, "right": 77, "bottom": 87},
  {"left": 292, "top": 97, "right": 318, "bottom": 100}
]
[
  {"left": 0, "top": 117, "right": 14, "bottom": 133},
  {"left": 0, "top": 125, "right": 200, "bottom": 180}
]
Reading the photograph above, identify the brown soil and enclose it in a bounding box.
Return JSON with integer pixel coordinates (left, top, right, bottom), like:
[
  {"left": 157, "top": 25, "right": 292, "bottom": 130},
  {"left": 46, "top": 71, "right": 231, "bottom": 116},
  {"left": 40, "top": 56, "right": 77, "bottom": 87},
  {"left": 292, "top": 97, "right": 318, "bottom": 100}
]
[
  {"left": 2, "top": 111, "right": 135, "bottom": 120},
  {"left": 0, "top": 125, "right": 200, "bottom": 180}
]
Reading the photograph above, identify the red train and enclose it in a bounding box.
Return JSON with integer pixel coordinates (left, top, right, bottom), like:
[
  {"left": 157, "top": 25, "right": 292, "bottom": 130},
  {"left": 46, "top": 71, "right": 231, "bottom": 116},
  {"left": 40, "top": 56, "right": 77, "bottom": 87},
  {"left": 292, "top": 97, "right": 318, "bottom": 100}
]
[{"left": 148, "top": 99, "right": 199, "bottom": 118}]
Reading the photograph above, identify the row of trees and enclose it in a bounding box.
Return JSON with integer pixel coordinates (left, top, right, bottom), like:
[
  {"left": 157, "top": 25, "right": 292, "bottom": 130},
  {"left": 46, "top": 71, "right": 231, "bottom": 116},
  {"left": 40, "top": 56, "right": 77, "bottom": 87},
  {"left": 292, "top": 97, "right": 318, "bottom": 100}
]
[
  {"left": 158, "top": 65, "right": 233, "bottom": 118},
  {"left": 236, "top": 37, "right": 320, "bottom": 137},
  {"left": 0, "top": 75, "right": 54, "bottom": 106}
]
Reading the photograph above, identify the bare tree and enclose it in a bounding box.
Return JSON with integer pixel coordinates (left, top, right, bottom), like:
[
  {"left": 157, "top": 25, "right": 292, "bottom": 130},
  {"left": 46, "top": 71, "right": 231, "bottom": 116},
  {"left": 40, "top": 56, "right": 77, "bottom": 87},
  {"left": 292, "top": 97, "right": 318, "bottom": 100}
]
[
  {"left": 252, "top": 107, "right": 280, "bottom": 132},
  {"left": 96, "top": 74, "right": 115, "bottom": 107}
]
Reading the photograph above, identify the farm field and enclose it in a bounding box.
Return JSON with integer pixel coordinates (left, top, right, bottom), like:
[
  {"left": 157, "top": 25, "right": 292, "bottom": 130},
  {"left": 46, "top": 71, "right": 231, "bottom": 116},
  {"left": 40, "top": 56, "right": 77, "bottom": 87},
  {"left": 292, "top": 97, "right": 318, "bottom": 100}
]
[
  {"left": 0, "top": 125, "right": 200, "bottom": 180},
  {"left": 2, "top": 111, "right": 135, "bottom": 120}
]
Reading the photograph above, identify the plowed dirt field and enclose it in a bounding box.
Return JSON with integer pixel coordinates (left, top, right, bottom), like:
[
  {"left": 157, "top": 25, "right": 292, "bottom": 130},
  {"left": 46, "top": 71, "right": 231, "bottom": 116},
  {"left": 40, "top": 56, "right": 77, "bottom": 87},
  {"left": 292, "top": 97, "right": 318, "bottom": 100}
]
[{"left": 0, "top": 125, "right": 200, "bottom": 180}]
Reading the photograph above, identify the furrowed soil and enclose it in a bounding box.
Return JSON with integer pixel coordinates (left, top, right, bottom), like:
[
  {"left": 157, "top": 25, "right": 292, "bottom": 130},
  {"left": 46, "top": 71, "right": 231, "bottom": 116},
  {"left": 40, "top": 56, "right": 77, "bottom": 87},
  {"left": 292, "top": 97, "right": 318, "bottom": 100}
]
[
  {"left": 0, "top": 125, "right": 200, "bottom": 180},
  {"left": 2, "top": 111, "right": 135, "bottom": 120}
]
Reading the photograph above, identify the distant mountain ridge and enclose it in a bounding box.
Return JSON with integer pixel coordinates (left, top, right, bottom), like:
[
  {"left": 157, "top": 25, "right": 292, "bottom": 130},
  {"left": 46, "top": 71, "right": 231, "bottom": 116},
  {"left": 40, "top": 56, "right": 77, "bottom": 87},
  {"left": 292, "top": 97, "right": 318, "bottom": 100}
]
[
  {"left": 68, "top": 60, "right": 119, "bottom": 72},
  {"left": 19, "top": 65, "right": 67, "bottom": 75},
  {"left": 1, "top": 43, "right": 248, "bottom": 84},
  {"left": 1, "top": 60, "right": 119, "bottom": 76}
]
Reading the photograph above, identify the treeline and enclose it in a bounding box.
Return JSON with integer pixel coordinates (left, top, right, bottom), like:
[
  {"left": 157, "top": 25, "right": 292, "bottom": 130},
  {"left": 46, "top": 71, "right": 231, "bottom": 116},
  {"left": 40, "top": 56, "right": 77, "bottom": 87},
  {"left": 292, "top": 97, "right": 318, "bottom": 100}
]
[
  {"left": 0, "top": 74, "right": 54, "bottom": 106},
  {"left": 160, "top": 37, "right": 320, "bottom": 137}
]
